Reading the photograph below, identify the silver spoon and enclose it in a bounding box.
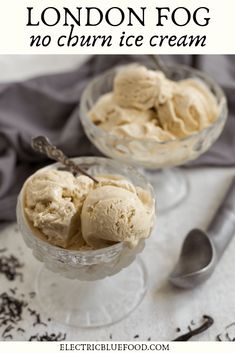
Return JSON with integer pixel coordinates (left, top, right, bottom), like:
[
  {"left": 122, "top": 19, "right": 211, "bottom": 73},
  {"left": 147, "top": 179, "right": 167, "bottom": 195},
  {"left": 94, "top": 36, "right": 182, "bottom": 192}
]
[
  {"left": 147, "top": 55, "right": 168, "bottom": 75},
  {"left": 31, "top": 136, "right": 98, "bottom": 183},
  {"left": 169, "top": 177, "right": 235, "bottom": 289}
]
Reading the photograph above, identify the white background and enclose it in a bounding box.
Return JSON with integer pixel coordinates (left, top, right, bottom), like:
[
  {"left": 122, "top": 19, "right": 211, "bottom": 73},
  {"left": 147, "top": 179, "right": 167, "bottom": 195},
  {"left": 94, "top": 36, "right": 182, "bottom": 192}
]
[{"left": 0, "top": 0, "right": 234, "bottom": 54}]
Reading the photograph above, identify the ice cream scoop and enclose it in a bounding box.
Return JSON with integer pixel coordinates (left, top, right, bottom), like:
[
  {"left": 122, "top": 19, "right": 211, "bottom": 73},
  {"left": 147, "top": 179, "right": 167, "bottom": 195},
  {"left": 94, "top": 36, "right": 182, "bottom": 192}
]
[
  {"left": 169, "top": 177, "right": 235, "bottom": 289},
  {"left": 89, "top": 92, "right": 156, "bottom": 127},
  {"left": 114, "top": 64, "right": 160, "bottom": 110},
  {"left": 89, "top": 64, "right": 219, "bottom": 143},
  {"left": 156, "top": 79, "right": 219, "bottom": 138},
  {"left": 81, "top": 185, "right": 154, "bottom": 249},
  {"left": 24, "top": 170, "right": 93, "bottom": 249},
  {"left": 23, "top": 168, "right": 155, "bottom": 251},
  {"left": 88, "top": 92, "right": 174, "bottom": 142}
]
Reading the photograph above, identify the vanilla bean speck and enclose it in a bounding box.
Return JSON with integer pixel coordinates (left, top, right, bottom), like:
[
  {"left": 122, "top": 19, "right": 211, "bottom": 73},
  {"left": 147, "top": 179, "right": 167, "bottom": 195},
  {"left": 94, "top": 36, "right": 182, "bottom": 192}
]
[{"left": 173, "top": 315, "right": 214, "bottom": 341}]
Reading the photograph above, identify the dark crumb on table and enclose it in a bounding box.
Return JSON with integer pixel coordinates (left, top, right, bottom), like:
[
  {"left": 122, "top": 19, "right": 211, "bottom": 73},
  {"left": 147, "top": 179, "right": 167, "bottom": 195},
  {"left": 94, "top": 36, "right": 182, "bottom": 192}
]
[
  {"left": 0, "top": 290, "right": 54, "bottom": 340},
  {"left": 0, "top": 292, "right": 27, "bottom": 328},
  {"left": 0, "top": 291, "right": 27, "bottom": 340},
  {"left": 176, "top": 327, "right": 181, "bottom": 332},
  {"left": 191, "top": 320, "right": 195, "bottom": 326},
  {"left": 28, "top": 308, "right": 47, "bottom": 327},
  {"left": 48, "top": 318, "right": 52, "bottom": 322},
  {"left": 216, "top": 321, "right": 235, "bottom": 341},
  {"left": 147, "top": 337, "right": 151, "bottom": 341},
  {"left": 3, "top": 334, "right": 13, "bottom": 340},
  {"left": 225, "top": 333, "right": 232, "bottom": 341},
  {"left": 216, "top": 331, "right": 235, "bottom": 341},
  {"left": 2, "top": 324, "right": 14, "bottom": 339},
  {"left": 29, "top": 291, "right": 36, "bottom": 299},
  {"left": 0, "top": 254, "right": 24, "bottom": 281},
  {"left": 29, "top": 332, "right": 67, "bottom": 341},
  {"left": 17, "top": 327, "right": 25, "bottom": 333},
  {"left": 109, "top": 334, "right": 112, "bottom": 339},
  {"left": 9, "top": 288, "right": 17, "bottom": 295},
  {"left": 134, "top": 334, "right": 139, "bottom": 339}
]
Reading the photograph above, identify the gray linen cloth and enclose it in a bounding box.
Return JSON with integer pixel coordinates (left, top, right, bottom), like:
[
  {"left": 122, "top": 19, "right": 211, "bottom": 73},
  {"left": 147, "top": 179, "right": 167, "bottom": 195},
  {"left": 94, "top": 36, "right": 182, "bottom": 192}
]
[{"left": 0, "top": 55, "right": 234, "bottom": 224}]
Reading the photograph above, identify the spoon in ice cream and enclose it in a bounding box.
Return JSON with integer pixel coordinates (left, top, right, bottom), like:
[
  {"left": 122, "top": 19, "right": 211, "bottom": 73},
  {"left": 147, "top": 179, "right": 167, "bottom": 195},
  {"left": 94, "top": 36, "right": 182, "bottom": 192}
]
[
  {"left": 148, "top": 55, "right": 168, "bottom": 76},
  {"left": 169, "top": 177, "right": 235, "bottom": 289},
  {"left": 31, "top": 136, "right": 98, "bottom": 183}
]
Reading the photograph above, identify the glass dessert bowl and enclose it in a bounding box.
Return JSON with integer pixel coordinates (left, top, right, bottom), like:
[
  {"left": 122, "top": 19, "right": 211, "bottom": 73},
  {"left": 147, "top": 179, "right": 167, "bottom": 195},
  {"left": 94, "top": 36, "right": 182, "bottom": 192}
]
[
  {"left": 80, "top": 63, "right": 228, "bottom": 212},
  {"left": 17, "top": 156, "right": 155, "bottom": 328}
]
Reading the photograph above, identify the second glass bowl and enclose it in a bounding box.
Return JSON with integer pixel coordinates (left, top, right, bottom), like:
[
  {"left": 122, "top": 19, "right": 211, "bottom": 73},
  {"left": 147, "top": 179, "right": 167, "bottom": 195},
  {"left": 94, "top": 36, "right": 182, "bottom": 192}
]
[{"left": 80, "top": 63, "right": 228, "bottom": 211}]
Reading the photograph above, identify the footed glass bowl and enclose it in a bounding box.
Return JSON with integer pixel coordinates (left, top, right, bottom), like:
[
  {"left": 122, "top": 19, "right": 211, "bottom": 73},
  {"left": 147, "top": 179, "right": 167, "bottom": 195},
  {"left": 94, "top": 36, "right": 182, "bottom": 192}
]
[
  {"left": 80, "top": 64, "right": 228, "bottom": 211},
  {"left": 17, "top": 157, "right": 155, "bottom": 327}
]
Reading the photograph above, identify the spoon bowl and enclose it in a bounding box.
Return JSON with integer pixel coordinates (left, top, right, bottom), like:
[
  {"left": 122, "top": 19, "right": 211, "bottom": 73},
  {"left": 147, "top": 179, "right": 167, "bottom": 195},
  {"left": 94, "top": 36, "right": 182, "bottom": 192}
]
[
  {"left": 169, "top": 229, "right": 217, "bottom": 289},
  {"left": 169, "top": 178, "right": 235, "bottom": 289}
]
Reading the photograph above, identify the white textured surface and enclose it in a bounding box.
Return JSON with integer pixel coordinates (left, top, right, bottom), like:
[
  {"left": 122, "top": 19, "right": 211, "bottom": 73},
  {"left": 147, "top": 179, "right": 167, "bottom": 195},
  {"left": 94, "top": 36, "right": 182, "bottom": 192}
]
[{"left": 1, "top": 167, "right": 235, "bottom": 341}]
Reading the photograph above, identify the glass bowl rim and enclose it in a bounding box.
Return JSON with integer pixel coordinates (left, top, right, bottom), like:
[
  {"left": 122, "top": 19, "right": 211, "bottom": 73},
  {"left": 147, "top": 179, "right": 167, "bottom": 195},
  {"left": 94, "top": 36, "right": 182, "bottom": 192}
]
[{"left": 80, "top": 62, "right": 228, "bottom": 146}]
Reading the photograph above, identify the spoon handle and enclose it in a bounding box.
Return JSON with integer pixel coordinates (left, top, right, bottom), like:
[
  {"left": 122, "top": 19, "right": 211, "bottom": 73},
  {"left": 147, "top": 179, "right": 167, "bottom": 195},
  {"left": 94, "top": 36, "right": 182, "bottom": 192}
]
[
  {"left": 147, "top": 55, "right": 167, "bottom": 75},
  {"left": 207, "top": 177, "right": 235, "bottom": 257},
  {"left": 31, "top": 136, "right": 98, "bottom": 183}
]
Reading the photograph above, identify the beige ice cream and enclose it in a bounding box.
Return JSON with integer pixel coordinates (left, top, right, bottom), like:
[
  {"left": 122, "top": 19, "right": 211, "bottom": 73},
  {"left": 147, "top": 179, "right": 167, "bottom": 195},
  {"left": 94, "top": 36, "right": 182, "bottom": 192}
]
[
  {"left": 89, "top": 92, "right": 155, "bottom": 127},
  {"left": 24, "top": 170, "right": 94, "bottom": 249},
  {"left": 88, "top": 64, "right": 219, "bottom": 142},
  {"left": 89, "top": 92, "right": 174, "bottom": 142},
  {"left": 156, "top": 78, "right": 219, "bottom": 138},
  {"left": 111, "top": 122, "right": 174, "bottom": 142},
  {"left": 113, "top": 64, "right": 161, "bottom": 110},
  {"left": 23, "top": 170, "right": 155, "bottom": 250},
  {"left": 81, "top": 183, "right": 154, "bottom": 249}
]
